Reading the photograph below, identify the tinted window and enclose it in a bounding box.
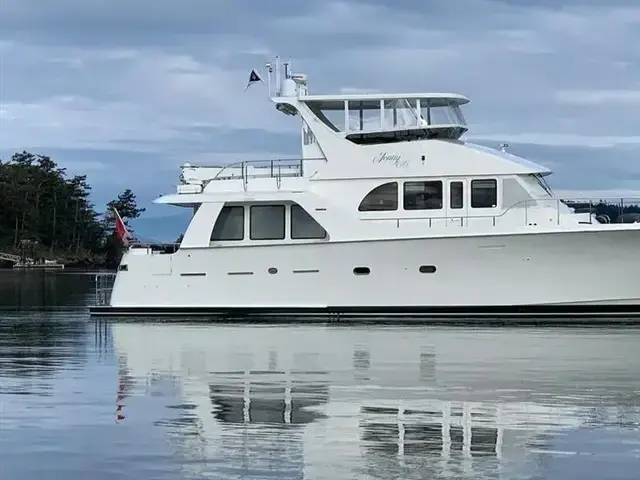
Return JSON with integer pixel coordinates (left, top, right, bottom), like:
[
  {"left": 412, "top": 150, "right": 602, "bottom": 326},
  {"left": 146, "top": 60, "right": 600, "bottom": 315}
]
[
  {"left": 250, "top": 205, "right": 285, "bottom": 240},
  {"left": 358, "top": 182, "right": 398, "bottom": 211},
  {"left": 471, "top": 179, "right": 498, "bottom": 208},
  {"left": 291, "top": 204, "right": 327, "bottom": 239},
  {"left": 450, "top": 181, "right": 463, "bottom": 209},
  {"left": 403, "top": 181, "right": 443, "bottom": 210},
  {"left": 211, "top": 206, "right": 244, "bottom": 241}
]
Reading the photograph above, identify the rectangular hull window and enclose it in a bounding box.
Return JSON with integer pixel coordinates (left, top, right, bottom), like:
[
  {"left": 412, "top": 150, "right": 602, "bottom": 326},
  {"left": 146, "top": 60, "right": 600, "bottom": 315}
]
[
  {"left": 404, "top": 181, "right": 443, "bottom": 210},
  {"left": 471, "top": 179, "right": 497, "bottom": 208},
  {"left": 450, "top": 181, "right": 463, "bottom": 209},
  {"left": 250, "top": 205, "right": 285, "bottom": 240},
  {"left": 291, "top": 204, "right": 327, "bottom": 239},
  {"left": 211, "top": 206, "right": 244, "bottom": 241}
]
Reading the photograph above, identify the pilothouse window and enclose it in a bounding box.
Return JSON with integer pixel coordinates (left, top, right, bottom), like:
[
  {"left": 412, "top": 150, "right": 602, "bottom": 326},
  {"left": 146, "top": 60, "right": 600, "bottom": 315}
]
[
  {"left": 250, "top": 205, "right": 286, "bottom": 240},
  {"left": 291, "top": 204, "right": 327, "bottom": 239},
  {"left": 211, "top": 206, "right": 244, "bottom": 241},
  {"left": 306, "top": 101, "right": 345, "bottom": 132},
  {"left": 471, "top": 179, "right": 498, "bottom": 208},
  {"left": 358, "top": 182, "right": 398, "bottom": 211},
  {"left": 404, "top": 181, "right": 443, "bottom": 210},
  {"left": 383, "top": 99, "right": 421, "bottom": 130},
  {"left": 348, "top": 100, "right": 382, "bottom": 132},
  {"left": 424, "top": 98, "right": 466, "bottom": 125}
]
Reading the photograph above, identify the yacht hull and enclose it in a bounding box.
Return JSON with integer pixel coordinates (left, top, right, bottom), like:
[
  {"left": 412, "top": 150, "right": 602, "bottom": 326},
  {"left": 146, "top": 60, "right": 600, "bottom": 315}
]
[{"left": 90, "top": 228, "right": 640, "bottom": 320}]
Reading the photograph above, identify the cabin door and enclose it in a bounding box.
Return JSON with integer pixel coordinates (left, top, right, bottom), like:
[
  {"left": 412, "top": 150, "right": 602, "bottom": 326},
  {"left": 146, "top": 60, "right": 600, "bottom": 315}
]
[{"left": 446, "top": 179, "right": 468, "bottom": 227}]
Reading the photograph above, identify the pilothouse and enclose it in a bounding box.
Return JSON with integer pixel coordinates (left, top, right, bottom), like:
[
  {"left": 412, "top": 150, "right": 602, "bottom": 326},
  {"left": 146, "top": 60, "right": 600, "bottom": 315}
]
[{"left": 91, "top": 56, "right": 640, "bottom": 319}]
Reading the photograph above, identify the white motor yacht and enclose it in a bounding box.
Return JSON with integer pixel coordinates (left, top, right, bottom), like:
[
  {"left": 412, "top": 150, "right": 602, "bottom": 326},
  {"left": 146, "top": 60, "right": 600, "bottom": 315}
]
[{"left": 90, "top": 58, "right": 640, "bottom": 318}]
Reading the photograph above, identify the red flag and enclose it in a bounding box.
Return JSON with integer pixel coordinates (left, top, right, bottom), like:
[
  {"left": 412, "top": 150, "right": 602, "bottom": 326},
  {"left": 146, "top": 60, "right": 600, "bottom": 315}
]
[{"left": 113, "top": 208, "right": 131, "bottom": 246}]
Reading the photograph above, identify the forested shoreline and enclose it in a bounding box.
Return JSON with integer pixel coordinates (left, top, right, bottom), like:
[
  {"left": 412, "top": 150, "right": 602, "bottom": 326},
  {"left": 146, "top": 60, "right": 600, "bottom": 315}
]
[{"left": 0, "top": 151, "right": 144, "bottom": 268}]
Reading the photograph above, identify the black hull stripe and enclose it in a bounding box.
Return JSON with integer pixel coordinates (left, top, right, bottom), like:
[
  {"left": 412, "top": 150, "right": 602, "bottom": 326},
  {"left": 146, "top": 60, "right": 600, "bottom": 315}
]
[{"left": 89, "top": 304, "right": 640, "bottom": 324}]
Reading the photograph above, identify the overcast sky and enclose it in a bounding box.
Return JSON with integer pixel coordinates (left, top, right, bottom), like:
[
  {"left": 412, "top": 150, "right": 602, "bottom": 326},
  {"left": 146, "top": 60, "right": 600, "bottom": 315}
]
[{"left": 1, "top": 0, "right": 639, "bottom": 219}]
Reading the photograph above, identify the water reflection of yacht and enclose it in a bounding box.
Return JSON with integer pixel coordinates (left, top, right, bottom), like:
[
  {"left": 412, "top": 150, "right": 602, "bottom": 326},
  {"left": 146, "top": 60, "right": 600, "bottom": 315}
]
[{"left": 111, "top": 323, "right": 640, "bottom": 478}]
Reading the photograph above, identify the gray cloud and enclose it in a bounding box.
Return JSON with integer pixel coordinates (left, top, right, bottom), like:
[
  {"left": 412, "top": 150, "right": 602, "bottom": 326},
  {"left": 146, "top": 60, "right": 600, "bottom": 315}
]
[{"left": 0, "top": 0, "right": 313, "bottom": 46}]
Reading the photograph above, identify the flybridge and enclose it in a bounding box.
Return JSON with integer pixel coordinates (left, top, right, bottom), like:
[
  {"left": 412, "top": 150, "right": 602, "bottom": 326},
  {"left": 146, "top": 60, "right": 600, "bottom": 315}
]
[{"left": 258, "top": 56, "right": 470, "bottom": 142}]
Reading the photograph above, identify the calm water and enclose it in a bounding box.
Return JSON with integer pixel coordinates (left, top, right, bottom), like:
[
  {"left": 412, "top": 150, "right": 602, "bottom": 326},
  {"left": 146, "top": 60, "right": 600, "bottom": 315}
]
[{"left": 2, "top": 272, "right": 640, "bottom": 479}]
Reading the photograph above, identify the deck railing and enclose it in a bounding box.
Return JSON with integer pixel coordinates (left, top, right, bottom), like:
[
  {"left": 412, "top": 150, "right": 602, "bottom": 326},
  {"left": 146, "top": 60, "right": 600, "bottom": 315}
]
[
  {"left": 94, "top": 272, "right": 116, "bottom": 306},
  {"left": 128, "top": 242, "right": 181, "bottom": 254},
  {"left": 361, "top": 197, "right": 640, "bottom": 228},
  {"left": 181, "top": 158, "right": 328, "bottom": 191},
  {"left": 212, "top": 158, "right": 306, "bottom": 180}
]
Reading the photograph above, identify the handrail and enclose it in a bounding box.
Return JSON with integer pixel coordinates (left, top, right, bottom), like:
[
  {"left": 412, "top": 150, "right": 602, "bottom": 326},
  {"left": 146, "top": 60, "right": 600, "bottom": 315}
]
[
  {"left": 94, "top": 272, "right": 116, "bottom": 306},
  {"left": 182, "top": 157, "right": 325, "bottom": 169},
  {"left": 129, "top": 242, "right": 181, "bottom": 248},
  {"left": 209, "top": 157, "right": 327, "bottom": 182},
  {"left": 361, "top": 198, "right": 559, "bottom": 222},
  {"left": 128, "top": 242, "right": 181, "bottom": 254},
  {"left": 361, "top": 197, "right": 640, "bottom": 227}
]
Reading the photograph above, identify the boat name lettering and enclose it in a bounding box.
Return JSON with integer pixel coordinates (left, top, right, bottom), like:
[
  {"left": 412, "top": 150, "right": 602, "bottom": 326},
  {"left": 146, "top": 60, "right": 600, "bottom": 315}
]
[{"left": 372, "top": 152, "right": 409, "bottom": 168}]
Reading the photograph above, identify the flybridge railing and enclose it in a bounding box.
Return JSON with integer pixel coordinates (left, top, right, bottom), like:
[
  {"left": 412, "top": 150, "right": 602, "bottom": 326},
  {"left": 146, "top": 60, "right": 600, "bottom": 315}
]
[
  {"left": 213, "top": 158, "right": 305, "bottom": 180},
  {"left": 361, "top": 197, "right": 640, "bottom": 228},
  {"left": 181, "top": 157, "right": 328, "bottom": 191}
]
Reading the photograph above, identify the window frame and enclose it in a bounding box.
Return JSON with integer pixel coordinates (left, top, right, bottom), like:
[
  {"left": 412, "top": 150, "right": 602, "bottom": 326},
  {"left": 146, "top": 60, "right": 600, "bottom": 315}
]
[
  {"left": 470, "top": 179, "right": 498, "bottom": 209},
  {"left": 403, "top": 180, "right": 444, "bottom": 211},
  {"left": 358, "top": 182, "right": 399, "bottom": 212},
  {"left": 210, "top": 205, "right": 245, "bottom": 241},
  {"left": 249, "top": 204, "right": 286, "bottom": 240}
]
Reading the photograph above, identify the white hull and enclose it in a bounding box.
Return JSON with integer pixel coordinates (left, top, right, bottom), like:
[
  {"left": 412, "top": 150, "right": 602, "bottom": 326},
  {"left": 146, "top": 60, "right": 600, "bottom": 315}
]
[{"left": 103, "top": 228, "right": 640, "bottom": 312}]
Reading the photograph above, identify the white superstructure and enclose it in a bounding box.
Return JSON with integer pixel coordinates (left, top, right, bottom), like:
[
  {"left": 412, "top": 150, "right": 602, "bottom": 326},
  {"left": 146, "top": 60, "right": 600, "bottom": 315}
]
[{"left": 92, "top": 57, "right": 640, "bottom": 317}]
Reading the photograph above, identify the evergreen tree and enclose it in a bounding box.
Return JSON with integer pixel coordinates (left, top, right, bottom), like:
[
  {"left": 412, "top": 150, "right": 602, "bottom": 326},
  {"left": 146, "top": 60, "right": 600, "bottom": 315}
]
[{"left": 0, "top": 150, "right": 145, "bottom": 268}]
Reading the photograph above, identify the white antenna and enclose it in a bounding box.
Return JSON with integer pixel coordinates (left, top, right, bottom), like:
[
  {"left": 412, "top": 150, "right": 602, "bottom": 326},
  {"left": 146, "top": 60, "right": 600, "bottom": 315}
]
[
  {"left": 265, "top": 62, "right": 273, "bottom": 97},
  {"left": 275, "top": 56, "right": 280, "bottom": 96}
]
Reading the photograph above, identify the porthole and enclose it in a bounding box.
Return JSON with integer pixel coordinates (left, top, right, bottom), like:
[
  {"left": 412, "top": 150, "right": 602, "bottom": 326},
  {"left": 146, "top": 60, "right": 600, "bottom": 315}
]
[
  {"left": 419, "top": 265, "right": 437, "bottom": 274},
  {"left": 353, "top": 267, "right": 370, "bottom": 276},
  {"left": 268, "top": 267, "right": 278, "bottom": 275}
]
